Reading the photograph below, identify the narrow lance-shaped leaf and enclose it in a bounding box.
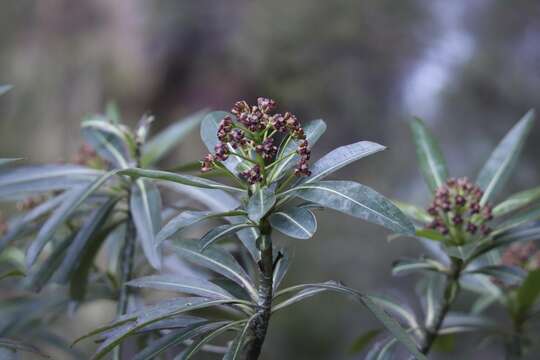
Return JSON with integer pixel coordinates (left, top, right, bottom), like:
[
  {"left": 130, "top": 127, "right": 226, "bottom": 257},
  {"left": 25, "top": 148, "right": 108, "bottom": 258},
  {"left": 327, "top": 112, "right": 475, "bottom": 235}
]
[
  {"left": 0, "top": 164, "right": 103, "bottom": 200},
  {"left": 177, "top": 320, "right": 243, "bottom": 360},
  {"left": 247, "top": 187, "right": 276, "bottom": 222},
  {"left": 477, "top": 110, "right": 535, "bottom": 205},
  {"left": 393, "top": 201, "right": 433, "bottom": 224},
  {"left": 493, "top": 203, "right": 540, "bottom": 235},
  {"left": 269, "top": 207, "right": 317, "bottom": 239},
  {"left": 199, "top": 223, "right": 256, "bottom": 251},
  {"left": 168, "top": 239, "right": 258, "bottom": 301},
  {"left": 494, "top": 186, "right": 540, "bottom": 217},
  {"left": 23, "top": 233, "right": 75, "bottom": 291},
  {"left": 54, "top": 198, "right": 117, "bottom": 283},
  {"left": 464, "top": 265, "right": 526, "bottom": 287},
  {"left": 133, "top": 322, "right": 224, "bottom": 360},
  {"left": 349, "top": 329, "right": 383, "bottom": 355},
  {"left": 0, "top": 158, "right": 23, "bottom": 167},
  {"left": 303, "top": 141, "right": 385, "bottom": 184},
  {"left": 392, "top": 258, "right": 446, "bottom": 276},
  {"left": 119, "top": 168, "right": 245, "bottom": 193},
  {"left": 274, "top": 282, "right": 426, "bottom": 360},
  {"left": 409, "top": 117, "right": 448, "bottom": 192},
  {"left": 0, "top": 84, "right": 13, "bottom": 96},
  {"left": 157, "top": 210, "right": 245, "bottom": 245},
  {"left": 25, "top": 170, "right": 120, "bottom": 268},
  {"left": 516, "top": 269, "right": 540, "bottom": 316},
  {"left": 131, "top": 179, "right": 162, "bottom": 270},
  {"left": 127, "top": 274, "right": 234, "bottom": 300},
  {"left": 0, "top": 191, "right": 70, "bottom": 252},
  {"left": 81, "top": 118, "right": 132, "bottom": 168},
  {"left": 224, "top": 316, "right": 256, "bottom": 360},
  {"left": 282, "top": 180, "right": 415, "bottom": 235},
  {"left": 141, "top": 110, "right": 206, "bottom": 166}
]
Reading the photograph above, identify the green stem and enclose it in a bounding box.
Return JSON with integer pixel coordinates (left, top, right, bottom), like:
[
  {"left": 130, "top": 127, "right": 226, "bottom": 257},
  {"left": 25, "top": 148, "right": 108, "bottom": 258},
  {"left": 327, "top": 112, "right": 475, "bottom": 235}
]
[
  {"left": 505, "top": 318, "right": 524, "bottom": 360},
  {"left": 244, "top": 222, "right": 273, "bottom": 360},
  {"left": 420, "top": 258, "right": 463, "bottom": 354}
]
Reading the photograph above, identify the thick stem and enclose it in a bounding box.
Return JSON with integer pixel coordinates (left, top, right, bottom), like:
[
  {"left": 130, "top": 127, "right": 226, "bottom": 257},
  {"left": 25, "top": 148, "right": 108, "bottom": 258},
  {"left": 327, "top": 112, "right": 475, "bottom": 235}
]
[
  {"left": 117, "top": 215, "right": 136, "bottom": 315},
  {"left": 245, "top": 224, "right": 273, "bottom": 360},
  {"left": 505, "top": 319, "right": 524, "bottom": 360},
  {"left": 420, "top": 258, "right": 463, "bottom": 354}
]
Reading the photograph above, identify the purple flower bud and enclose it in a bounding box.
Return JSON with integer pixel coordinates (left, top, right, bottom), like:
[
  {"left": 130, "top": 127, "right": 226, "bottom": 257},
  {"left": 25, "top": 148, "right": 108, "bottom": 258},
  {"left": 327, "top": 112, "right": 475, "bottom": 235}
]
[
  {"left": 214, "top": 143, "right": 229, "bottom": 161},
  {"left": 466, "top": 222, "right": 477, "bottom": 234},
  {"left": 452, "top": 214, "right": 463, "bottom": 225},
  {"left": 455, "top": 195, "right": 466, "bottom": 206},
  {"left": 257, "top": 97, "right": 277, "bottom": 113}
]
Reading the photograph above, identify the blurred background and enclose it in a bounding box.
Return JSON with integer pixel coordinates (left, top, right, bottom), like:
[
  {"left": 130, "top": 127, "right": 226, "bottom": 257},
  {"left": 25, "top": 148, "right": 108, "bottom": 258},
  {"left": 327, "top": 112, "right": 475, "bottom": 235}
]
[{"left": 1, "top": 0, "right": 539, "bottom": 359}]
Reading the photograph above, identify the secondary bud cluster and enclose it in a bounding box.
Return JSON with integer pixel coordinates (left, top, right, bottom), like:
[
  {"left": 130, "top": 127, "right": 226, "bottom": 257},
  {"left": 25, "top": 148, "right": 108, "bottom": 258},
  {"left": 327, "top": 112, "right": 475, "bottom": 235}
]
[
  {"left": 72, "top": 143, "right": 105, "bottom": 169},
  {"left": 426, "top": 177, "right": 493, "bottom": 245},
  {"left": 201, "top": 97, "right": 311, "bottom": 184},
  {"left": 501, "top": 242, "right": 540, "bottom": 271}
]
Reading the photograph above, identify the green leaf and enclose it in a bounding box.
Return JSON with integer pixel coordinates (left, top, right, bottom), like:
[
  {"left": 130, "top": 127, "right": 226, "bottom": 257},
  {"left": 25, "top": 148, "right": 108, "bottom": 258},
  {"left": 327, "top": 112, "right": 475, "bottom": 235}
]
[
  {"left": 516, "top": 269, "right": 540, "bottom": 315},
  {"left": 0, "top": 158, "right": 23, "bottom": 167},
  {"left": 157, "top": 210, "right": 244, "bottom": 245},
  {"left": 23, "top": 233, "right": 75, "bottom": 291},
  {"left": 477, "top": 110, "right": 535, "bottom": 205},
  {"left": 132, "top": 322, "right": 223, "bottom": 360},
  {"left": 269, "top": 119, "right": 327, "bottom": 181},
  {"left": 0, "top": 165, "right": 103, "bottom": 200},
  {"left": 119, "top": 168, "right": 245, "bottom": 193},
  {"left": 392, "top": 258, "right": 446, "bottom": 276},
  {"left": 199, "top": 223, "right": 255, "bottom": 251},
  {"left": 415, "top": 228, "right": 446, "bottom": 242},
  {"left": 85, "top": 299, "right": 237, "bottom": 360},
  {"left": 493, "top": 186, "right": 540, "bottom": 217},
  {"left": 494, "top": 203, "right": 540, "bottom": 235},
  {"left": 302, "top": 141, "right": 385, "bottom": 184},
  {"left": 0, "top": 269, "right": 25, "bottom": 281},
  {"left": 247, "top": 187, "right": 276, "bottom": 222},
  {"left": 432, "top": 334, "right": 454, "bottom": 353},
  {"left": 349, "top": 329, "right": 382, "bottom": 354},
  {"left": 127, "top": 274, "right": 234, "bottom": 300},
  {"left": 272, "top": 281, "right": 338, "bottom": 312},
  {"left": 69, "top": 223, "right": 122, "bottom": 302},
  {"left": 272, "top": 250, "right": 289, "bottom": 292},
  {"left": 275, "top": 282, "right": 426, "bottom": 360},
  {"left": 25, "top": 170, "right": 119, "bottom": 267},
  {"left": 0, "top": 191, "right": 69, "bottom": 252},
  {"left": 81, "top": 118, "right": 132, "bottom": 168},
  {"left": 53, "top": 198, "right": 117, "bottom": 283},
  {"left": 131, "top": 179, "right": 162, "bottom": 269},
  {"left": 468, "top": 225, "right": 540, "bottom": 261},
  {"left": 169, "top": 239, "right": 257, "bottom": 300},
  {"left": 224, "top": 317, "right": 255, "bottom": 360},
  {"left": 409, "top": 117, "right": 448, "bottom": 192},
  {"left": 141, "top": 110, "right": 206, "bottom": 166},
  {"left": 393, "top": 201, "right": 433, "bottom": 224},
  {"left": 0, "top": 338, "right": 48, "bottom": 358},
  {"left": 0, "top": 85, "right": 13, "bottom": 96},
  {"left": 283, "top": 180, "right": 415, "bottom": 235},
  {"left": 177, "top": 320, "right": 243, "bottom": 360},
  {"left": 464, "top": 265, "right": 526, "bottom": 286},
  {"left": 269, "top": 207, "right": 317, "bottom": 239}
]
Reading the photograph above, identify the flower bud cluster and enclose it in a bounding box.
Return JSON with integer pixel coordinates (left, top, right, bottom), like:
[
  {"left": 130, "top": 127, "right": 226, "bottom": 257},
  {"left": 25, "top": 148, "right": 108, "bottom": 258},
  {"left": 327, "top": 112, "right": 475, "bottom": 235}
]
[
  {"left": 426, "top": 177, "right": 493, "bottom": 244},
  {"left": 501, "top": 242, "right": 540, "bottom": 271},
  {"left": 72, "top": 143, "right": 105, "bottom": 169},
  {"left": 201, "top": 97, "right": 311, "bottom": 184}
]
